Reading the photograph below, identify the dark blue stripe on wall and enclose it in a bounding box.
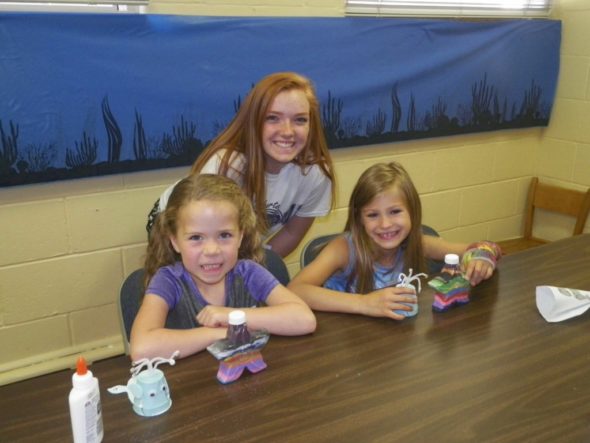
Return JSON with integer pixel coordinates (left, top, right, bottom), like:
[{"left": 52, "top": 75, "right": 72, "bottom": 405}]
[{"left": 0, "top": 14, "right": 561, "bottom": 186}]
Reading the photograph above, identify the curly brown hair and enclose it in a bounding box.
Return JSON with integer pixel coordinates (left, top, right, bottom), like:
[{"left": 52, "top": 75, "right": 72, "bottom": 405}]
[{"left": 144, "top": 174, "right": 263, "bottom": 287}]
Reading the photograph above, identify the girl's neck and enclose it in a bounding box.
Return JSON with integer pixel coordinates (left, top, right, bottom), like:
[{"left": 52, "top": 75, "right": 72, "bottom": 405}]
[
  {"left": 374, "top": 247, "right": 400, "bottom": 268},
  {"left": 193, "top": 276, "right": 226, "bottom": 306}
]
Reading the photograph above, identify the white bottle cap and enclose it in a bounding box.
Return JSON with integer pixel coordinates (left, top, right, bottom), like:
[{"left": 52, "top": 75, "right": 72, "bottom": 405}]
[
  {"left": 228, "top": 310, "right": 246, "bottom": 325},
  {"left": 444, "top": 253, "right": 460, "bottom": 265}
]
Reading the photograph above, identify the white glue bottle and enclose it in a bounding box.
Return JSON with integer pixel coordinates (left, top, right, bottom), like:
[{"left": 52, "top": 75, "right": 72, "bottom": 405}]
[{"left": 69, "top": 356, "right": 104, "bottom": 443}]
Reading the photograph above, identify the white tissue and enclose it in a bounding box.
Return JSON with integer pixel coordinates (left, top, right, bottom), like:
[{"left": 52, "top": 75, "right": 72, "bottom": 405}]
[{"left": 536, "top": 286, "right": 590, "bottom": 322}]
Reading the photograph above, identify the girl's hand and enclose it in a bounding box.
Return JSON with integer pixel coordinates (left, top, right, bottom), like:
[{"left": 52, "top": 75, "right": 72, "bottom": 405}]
[
  {"left": 360, "top": 286, "right": 417, "bottom": 320},
  {"left": 462, "top": 241, "right": 501, "bottom": 286},
  {"left": 196, "top": 306, "right": 233, "bottom": 328},
  {"left": 464, "top": 260, "right": 494, "bottom": 286}
]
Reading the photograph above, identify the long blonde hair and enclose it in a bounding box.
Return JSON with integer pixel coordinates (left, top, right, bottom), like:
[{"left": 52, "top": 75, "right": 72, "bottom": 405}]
[
  {"left": 191, "top": 71, "right": 335, "bottom": 233},
  {"left": 144, "top": 174, "right": 263, "bottom": 287},
  {"left": 345, "top": 162, "right": 425, "bottom": 294}
]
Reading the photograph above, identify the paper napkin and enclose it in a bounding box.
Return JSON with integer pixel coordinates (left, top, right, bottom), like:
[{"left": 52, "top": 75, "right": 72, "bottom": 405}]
[{"left": 536, "top": 286, "right": 590, "bottom": 322}]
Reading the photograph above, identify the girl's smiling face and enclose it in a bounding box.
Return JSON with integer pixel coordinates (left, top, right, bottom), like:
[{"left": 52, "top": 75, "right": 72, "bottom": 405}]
[
  {"left": 169, "top": 199, "right": 243, "bottom": 297},
  {"left": 262, "top": 89, "right": 310, "bottom": 174},
  {"left": 361, "top": 185, "right": 412, "bottom": 256}
]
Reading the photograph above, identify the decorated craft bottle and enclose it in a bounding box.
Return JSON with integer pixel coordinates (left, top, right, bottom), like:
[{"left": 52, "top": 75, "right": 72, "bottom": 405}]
[
  {"left": 227, "top": 310, "right": 251, "bottom": 346},
  {"left": 441, "top": 253, "right": 461, "bottom": 279},
  {"left": 430, "top": 253, "right": 471, "bottom": 312},
  {"left": 69, "top": 356, "right": 104, "bottom": 443}
]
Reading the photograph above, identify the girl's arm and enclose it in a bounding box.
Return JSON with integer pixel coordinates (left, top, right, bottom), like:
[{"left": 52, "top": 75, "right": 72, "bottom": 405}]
[
  {"left": 267, "top": 215, "right": 315, "bottom": 258},
  {"left": 196, "top": 285, "right": 317, "bottom": 336},
  {"left": 288, "top": 236, "right": 416, "bottom": 319},
  {"left": 422, "top": 235, "right": 499, "bottom": 286},
  {"left": 129, "top": 294, "right": 226, "bottom": 361},
  {"left": 422, "top": 234, "right": 468, "bottom": 261}
]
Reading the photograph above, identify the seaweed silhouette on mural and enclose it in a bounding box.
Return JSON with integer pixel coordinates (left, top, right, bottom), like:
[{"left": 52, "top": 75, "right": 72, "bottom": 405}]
[
  {"left": 66, "top": 131, "right": 98, "bottom": 168},
  {"left": 0, "top": 120, "right": 19, "bottom": 176},
  {"left": 322, "top": 90, "right": 343, "bottom": 147},
  {"left": 19, "top": 142, "right": 58, "bottom": 173},
  {"left": 320, "top": 71, "right": 550, "bottom": 151},
  {"left": 159, "top": 116, "right": 204, "bottom": 164},
  {"left": 133, "top": 109, "right": 148, "bottom": 161},
  {"left": 102, "top": 95, "right": 123, "bottom": 164},
  {"left": 517, "top": 79, "right": 544, "bottom": 125},
  {"left": 390, "top": 82, "right": 402, "bottom": 134}
]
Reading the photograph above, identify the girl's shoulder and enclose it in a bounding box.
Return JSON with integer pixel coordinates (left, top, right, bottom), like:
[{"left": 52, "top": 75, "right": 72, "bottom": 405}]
[
  {"left": 318, "top": 233, "right": 353, "bottom": 269},
  {"left": 202, "top": 149, "right": 245, "bottom": 168},
  {"left": 230, "top": 259, "right": 280, "bottom": 301}
]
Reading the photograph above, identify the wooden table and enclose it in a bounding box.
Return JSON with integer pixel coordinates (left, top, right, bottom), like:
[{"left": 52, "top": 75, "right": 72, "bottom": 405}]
[{"left": 2, "top": 235, "right": 590, "bottom": 443}]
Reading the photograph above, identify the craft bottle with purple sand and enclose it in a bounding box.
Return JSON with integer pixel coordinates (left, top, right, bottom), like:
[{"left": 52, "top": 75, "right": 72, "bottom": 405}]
[{"left": 226, "top": 310, "right": 251, "bottom": 346}]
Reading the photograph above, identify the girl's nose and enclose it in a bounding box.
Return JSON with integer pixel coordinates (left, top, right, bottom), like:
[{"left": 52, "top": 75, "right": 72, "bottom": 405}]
[
  {"left": 280, "top": 120, "right": 294, "bottom": 136},
  {"left": 203, "top": 240, "right": 220, "bottom": 255},
  {"left": 380, "top": 215, "right": 393, "bottom": 229}
]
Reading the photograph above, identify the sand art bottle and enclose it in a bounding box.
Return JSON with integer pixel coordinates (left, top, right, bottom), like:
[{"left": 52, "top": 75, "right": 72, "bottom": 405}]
[
  {"left": 441, "top": 253, "right": 461, "bottom": 277},
  {"left": 226, "top": 310, "right": 251, "bottom": 346},
  {"left": 430, "top": 253, "right": 471, "bottom": 312}
]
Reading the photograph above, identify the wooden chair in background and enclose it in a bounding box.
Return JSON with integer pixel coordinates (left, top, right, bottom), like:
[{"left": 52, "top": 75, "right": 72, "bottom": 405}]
[{"left": 497, "top": 177, "right": 590, "bottom": 255}]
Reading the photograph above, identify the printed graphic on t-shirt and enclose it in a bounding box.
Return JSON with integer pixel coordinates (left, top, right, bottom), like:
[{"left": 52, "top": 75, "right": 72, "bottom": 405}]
[{"left": 266, "top": 203, "right": 300, "bottom": 228}]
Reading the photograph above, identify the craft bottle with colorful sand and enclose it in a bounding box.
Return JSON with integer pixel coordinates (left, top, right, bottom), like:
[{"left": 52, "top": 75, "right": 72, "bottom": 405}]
[
  {"left": 227, "top": 310, "right": 251, "bottom": 346},
  {"left": 69, "top": 356, "right": 104, "bottom": 443},
  {"left": 429, "top": 253, "right": 471, "bottom": 312}
]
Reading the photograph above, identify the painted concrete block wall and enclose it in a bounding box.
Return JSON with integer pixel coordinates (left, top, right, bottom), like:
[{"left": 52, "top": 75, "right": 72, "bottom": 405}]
[
  {"left": 535, "top": 0, "right": 590, "bottom": 240},
  {"left": 1, "top": 0, "right": 588, "bottom": 385}
]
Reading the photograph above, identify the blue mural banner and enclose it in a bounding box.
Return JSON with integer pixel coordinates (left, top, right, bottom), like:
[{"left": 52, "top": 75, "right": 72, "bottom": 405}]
[{"left": 0, "top": 14, "right": 561, "bottom": 187}]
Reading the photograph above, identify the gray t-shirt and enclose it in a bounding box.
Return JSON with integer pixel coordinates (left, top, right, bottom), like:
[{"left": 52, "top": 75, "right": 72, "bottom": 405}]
[{"left": 155, "top": 150, "right": 332, "bottom": 237}]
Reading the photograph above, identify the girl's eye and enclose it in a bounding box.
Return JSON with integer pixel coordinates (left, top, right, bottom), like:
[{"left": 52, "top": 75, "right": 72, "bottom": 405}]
[
  {"left": 265, "top": 114, "right": 279, "bottom": 123},
  {"left": 189, "top": 235, "right": 202, "bottom": 241},
  {"left": 390, "top": 209, "right": 402, "bottom": 215},
  {"left": 219, "top": 232, "right": 233, "bottom": 239},
  {"left": 295, "top": 116, "right": 309, "bottom": 125},
  {"left": 365, "top": 212, "right": 378, "bottom": 219}
]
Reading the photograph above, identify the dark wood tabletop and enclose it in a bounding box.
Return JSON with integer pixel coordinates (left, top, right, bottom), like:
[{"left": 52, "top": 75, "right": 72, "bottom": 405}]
[{"left": 2, "top": 234, "right": 590, "bottom": 443}]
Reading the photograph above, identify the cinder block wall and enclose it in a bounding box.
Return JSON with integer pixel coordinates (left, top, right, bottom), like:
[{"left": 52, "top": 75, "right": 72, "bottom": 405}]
[
  {"left": 0, "top": 0, "right": 588, "bottom": 385},
  {"left": 537, "top": 0, "right": 590, "bottom": 239}
]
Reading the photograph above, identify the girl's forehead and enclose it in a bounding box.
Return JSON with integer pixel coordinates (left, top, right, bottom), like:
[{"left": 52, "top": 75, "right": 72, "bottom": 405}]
[
  {"left": 181, "top": 199, "right": 239, "bottom": 219},
  {"left": 269, "top": 89, "right": 310, "bottom": 111},
  {"left": 365, "top": 185, "right": 406, "bottom": 207}
]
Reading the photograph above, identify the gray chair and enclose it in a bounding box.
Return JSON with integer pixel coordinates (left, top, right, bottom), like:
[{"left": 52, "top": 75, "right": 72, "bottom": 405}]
[
  {"left": 299, "top": 225, "right": 444, "bottom": 275},
  {"left": 118, "top": 268, "right": 144, "bottom": 355},
  {"left": 117, "top": 249, "right": 290, "bottom": 354}
]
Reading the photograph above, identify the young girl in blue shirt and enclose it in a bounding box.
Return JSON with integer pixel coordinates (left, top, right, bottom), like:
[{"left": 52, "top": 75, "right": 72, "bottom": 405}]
[{"left": 289, "top": 161, "right": 501, "bottom": 320}]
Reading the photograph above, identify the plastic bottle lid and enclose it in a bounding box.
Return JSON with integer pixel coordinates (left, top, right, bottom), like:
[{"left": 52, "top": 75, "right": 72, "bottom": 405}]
[
  {"left": 76, "top": 356, "right": 88, "bottom": 375},
  {"left": 444, "top": 253, "right": 460, "bottom": 265},
  {"left": 72, "top": 356, "right": 93, "bottom": 389},
  {"left": 228, "top": 310, "right": 246, "bottom": 325}
]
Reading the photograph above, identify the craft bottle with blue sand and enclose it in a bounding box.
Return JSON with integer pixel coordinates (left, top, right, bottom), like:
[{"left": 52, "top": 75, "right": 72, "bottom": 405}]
[
  {"left": 69, "top": 356, "right": 104, "bottom": 443},
  {"left": 429, "top": 253, "right": 471, "bottom": 312}
]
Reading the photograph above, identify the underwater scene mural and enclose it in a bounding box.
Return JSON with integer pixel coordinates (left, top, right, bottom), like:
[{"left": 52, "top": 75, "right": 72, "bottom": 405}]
[{"left": 0, "top": 14, "right": 560, "bottom": 187}]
